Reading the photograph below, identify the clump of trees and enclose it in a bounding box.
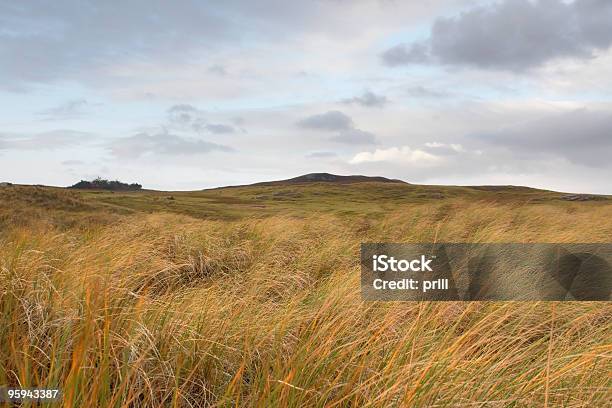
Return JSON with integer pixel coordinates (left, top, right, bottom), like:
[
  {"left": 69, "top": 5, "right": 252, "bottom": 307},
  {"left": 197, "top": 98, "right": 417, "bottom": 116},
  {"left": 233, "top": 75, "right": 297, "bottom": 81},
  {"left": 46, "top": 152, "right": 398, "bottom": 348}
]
[{"left": 69, "top": 177, "right": 142, "bottom": 191}]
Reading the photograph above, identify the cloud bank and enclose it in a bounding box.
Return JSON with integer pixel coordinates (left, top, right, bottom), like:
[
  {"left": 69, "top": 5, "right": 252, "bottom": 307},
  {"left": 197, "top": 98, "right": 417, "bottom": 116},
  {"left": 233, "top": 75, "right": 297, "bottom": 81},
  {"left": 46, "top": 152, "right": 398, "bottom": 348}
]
[
  {"left": 382, "top": 0, "right": 612, "bottom": 71},
  {"left": 109, "top": 129, "right": 234, "bottom": 158}
]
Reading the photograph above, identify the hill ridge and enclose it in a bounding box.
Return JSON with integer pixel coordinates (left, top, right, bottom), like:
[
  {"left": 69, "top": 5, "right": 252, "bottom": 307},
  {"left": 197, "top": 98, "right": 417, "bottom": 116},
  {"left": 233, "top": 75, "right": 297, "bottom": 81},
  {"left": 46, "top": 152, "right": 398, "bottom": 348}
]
[{"left": 215, "top": 172, "right": 407, "bottom": 189}]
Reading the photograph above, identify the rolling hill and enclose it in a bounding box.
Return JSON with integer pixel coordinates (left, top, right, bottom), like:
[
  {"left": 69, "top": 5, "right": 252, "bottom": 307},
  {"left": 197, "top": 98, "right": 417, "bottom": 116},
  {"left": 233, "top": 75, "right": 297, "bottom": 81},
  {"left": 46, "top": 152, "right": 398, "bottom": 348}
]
[{"left": 1, "top": 175, "right": 611, "bottom": 406}]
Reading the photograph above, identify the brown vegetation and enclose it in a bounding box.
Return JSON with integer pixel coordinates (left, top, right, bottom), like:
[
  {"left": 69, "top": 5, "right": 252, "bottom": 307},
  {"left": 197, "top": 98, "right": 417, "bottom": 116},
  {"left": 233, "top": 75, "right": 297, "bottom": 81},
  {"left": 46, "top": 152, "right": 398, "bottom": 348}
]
[{"left": 0, "top": 184, "right": 610, "bottom": 406}]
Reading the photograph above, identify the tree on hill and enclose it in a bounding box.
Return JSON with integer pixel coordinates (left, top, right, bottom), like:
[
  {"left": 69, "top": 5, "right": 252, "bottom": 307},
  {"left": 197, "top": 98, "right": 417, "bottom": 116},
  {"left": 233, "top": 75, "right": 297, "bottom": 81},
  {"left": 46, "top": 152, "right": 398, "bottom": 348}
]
[{"left": 69, "top": 177, "right": 142, "bottom": 191}]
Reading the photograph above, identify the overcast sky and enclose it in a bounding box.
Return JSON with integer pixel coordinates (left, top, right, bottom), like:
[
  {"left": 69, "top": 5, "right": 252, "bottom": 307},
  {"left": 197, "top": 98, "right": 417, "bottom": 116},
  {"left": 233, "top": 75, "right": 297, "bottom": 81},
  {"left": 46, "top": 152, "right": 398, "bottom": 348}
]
[{"left": 1, "top": 0, "right": 612, "bottom": 193}]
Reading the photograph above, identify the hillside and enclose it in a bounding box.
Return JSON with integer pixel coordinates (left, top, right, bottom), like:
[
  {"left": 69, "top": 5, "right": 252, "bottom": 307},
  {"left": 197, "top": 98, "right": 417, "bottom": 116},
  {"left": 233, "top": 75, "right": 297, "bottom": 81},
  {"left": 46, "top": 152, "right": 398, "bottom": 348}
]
[
  {"left": 248, "top": 172, "right": 407, "bottom": 186},
  {"left": 3, "top": 174, "right": 607, "bottom": 223},
  {"left": 1, "top": 178, "right": 611, "bottom": 406},
  {"left": 68, "top": 174, "right": 605, "bottom": 221},
  {"left": 3, "top": 175, "right": 608, "bottom": 224},
  {"left": 39, "top": 173, "right": 607, "bottom": 219}
]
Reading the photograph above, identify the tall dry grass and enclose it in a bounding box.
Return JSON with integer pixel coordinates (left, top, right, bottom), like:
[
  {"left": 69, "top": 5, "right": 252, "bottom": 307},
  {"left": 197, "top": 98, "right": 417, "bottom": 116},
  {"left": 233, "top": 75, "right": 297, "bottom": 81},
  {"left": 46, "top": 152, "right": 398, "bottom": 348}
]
[{"left": 1, "top": 199, "right": 611, "bottom": 406}]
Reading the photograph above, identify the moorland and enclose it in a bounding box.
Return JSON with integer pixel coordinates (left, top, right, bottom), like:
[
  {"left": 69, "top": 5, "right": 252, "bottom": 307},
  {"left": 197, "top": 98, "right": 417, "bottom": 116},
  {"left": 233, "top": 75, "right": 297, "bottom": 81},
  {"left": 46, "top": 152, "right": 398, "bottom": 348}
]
[{"left": 1, "top": 175, "right": 610, "bottom": 406}]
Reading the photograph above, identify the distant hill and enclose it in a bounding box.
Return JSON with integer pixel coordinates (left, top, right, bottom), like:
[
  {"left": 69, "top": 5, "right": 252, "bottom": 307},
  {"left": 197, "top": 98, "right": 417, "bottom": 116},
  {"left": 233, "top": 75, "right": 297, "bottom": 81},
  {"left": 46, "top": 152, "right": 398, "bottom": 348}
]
[
  {"left": 245, "top": 173, "right": 407, "bottom": 187},
  {"left": 69, "top": 178, "right": 142, "bottom": 191}
]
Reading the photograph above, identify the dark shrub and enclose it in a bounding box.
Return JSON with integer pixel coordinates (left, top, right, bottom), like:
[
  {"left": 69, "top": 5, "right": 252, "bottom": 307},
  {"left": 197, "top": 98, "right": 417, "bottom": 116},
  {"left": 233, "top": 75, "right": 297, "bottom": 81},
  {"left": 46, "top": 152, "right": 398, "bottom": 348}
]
[{"left": 69, "top": 177, "right": 142, "bottom": 191}]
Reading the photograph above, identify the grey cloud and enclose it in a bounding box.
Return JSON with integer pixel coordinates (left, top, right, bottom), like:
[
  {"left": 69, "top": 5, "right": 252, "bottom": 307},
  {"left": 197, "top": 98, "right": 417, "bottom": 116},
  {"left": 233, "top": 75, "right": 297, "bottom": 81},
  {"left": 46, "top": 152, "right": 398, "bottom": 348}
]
[
  {"left": 168, "top": 104, "right": 199, "bottom": 114},
  {"left": 208, "top": 64, "right": 227, "bottom": 76},
  {"left": 167, "top": 104, "right": 201, "bottom": 125},
  {"left": 109, "top": 129, "right": 234, "bottom": 158},
  {"left": 0, "top": 2, "right": 231, "bottom": 89},
  {"left": 298, "top": 110, "right": 378, "bottom": 145},
  {"left": 166, "top": 104, "right": 235, "bottom": 135},
  {"left": 297, "top": 110, "right": 354, "bottom": 131},
  {"left": 476, "top": 109, "right": 612, "bottom": 166},
  {"left": 382, "top": 0, "right": 612, "bottom": 71},
  {"left": 382, "top": 42, "right": 430, "bottom": 66},
  {"left": 0, "top": 129, "right": 92, "bottom": 150},
  {"left": 342, "top": 91, "right": 388, "bottom": 108},
  {"left": 37, "top": 99, "right": 90, "bottom": 119},
  {"left": 306, "top": 151, "right": 337, "bottom": 158},
  {"left": 331, "top": 129, "right": 377, "bottom": 145},
  {"left": 62, "top": 159, "right": 85, "bottom": 166},
  {"left": 1, "top": 0, "right": 393, "bottom": 90},
  {"left": 205, "top": 124, "right": 235, "bottom": 134},
  {"left": 404, "top": 86, "right": 449, "bottom": 99}
]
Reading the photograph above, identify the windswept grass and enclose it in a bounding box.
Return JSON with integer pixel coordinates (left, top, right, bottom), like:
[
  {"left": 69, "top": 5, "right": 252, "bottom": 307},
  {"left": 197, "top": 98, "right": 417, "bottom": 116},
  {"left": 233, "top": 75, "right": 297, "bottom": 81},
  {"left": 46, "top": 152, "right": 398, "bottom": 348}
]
[{"left": 1, "top": 185, "right": 611, "bottom": 406}]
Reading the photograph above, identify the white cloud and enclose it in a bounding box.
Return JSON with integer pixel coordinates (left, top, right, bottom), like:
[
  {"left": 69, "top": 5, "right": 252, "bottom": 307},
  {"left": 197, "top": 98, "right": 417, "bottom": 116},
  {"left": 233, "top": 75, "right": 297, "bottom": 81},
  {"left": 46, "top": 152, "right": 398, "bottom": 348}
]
[
  {"left": 424, "top": 142, "right": 465, "bottom": 152},
  {"left": 349, "top": 146, "right": 441, "bottom": 166}
]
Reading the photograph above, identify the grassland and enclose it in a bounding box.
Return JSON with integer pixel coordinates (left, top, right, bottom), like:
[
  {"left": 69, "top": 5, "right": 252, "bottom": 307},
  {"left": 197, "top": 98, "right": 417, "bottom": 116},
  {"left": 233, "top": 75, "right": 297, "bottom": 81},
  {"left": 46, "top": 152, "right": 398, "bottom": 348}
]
[{"left": 1, "top": 182, "right": 611, "bottom": 407}]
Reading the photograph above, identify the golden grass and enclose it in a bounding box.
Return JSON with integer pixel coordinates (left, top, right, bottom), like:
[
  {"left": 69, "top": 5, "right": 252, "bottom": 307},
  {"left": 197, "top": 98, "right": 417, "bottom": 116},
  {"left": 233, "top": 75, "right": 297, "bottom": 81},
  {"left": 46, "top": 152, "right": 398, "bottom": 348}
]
[{"left": 1, "top": 193, "right": 611, "bottom": 407}]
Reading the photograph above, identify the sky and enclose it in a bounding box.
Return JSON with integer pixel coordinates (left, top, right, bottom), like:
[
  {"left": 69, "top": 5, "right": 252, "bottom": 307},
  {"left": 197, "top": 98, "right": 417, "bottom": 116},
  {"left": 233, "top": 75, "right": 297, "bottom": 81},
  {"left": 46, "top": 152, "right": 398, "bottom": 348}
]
[{"left": 1, "top": 0, "right": 612, "bottom": 193}]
